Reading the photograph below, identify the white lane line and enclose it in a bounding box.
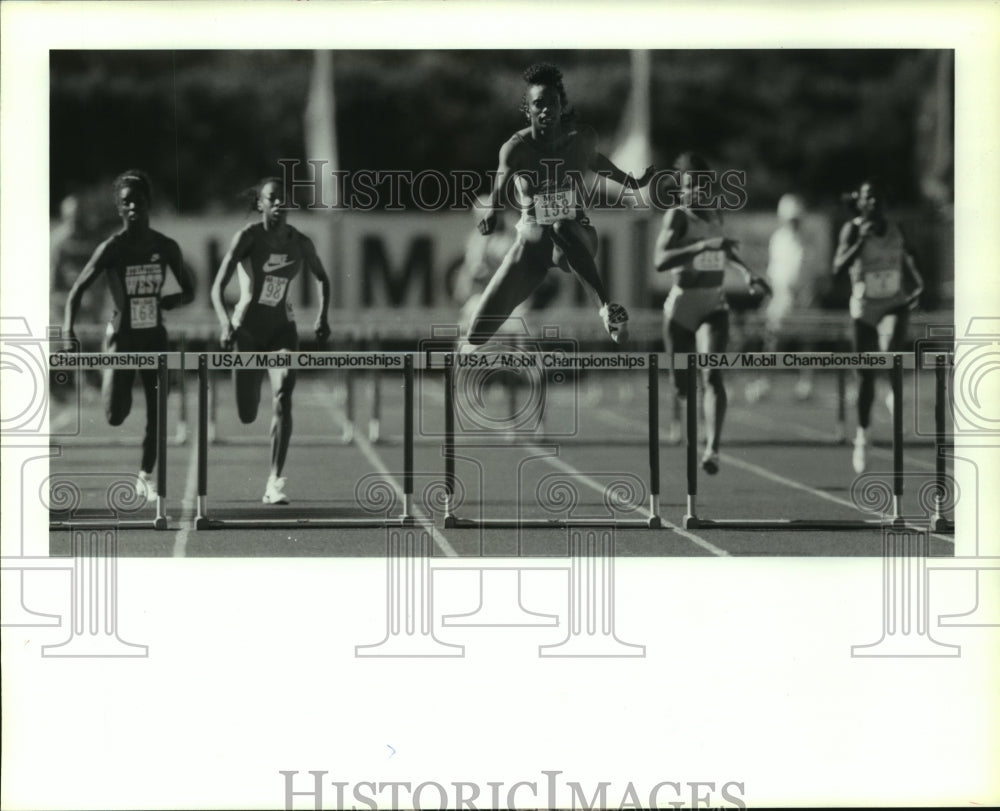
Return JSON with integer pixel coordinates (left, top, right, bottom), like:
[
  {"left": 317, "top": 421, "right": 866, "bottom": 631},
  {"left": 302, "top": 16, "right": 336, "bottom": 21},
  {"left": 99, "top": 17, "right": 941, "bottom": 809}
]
[
  {"left": 536, "top": 451, "right": 730, "bottom": 557},
  {"left": 171, "top": 428, "right": 201, "bottom": 558},
  {"left": 420, "top": 377, "right": 725, "bottom": 554},
  {"left": 321, "top": 384, "right": 457, "bottom": 558},
  {"left": 730, "top": 408, "right": 936, "bottom": 471},
  {"left": 49, "top": 407, "right": 77, "bottom": 433},
  {"left": 595, "top": 408, "right": 952, "bottom": 545}
]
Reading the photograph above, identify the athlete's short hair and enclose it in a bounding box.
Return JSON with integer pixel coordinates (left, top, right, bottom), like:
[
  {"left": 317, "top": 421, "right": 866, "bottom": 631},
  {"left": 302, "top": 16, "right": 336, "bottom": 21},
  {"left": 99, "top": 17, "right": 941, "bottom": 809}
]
[
  {"left": 520, "top": 62, "right": 574, "bottom": 124},
  {"left": 845, "top": 176, "right": 886, "bottom": 213},
  {"left": 113, "top": 170, "right": 152, "bottom": 204},
  {"left": 242, "top": 176, "right": 284, "bottom": 214},
  {"left": 673, "top": 152, "right": 710, "bottom": 173}
]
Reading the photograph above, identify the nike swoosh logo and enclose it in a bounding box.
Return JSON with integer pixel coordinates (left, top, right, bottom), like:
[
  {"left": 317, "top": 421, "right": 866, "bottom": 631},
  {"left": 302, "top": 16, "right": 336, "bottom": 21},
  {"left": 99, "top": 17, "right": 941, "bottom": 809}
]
[{"left": 262, "top": 258, "right": 296, "bottom": 273}]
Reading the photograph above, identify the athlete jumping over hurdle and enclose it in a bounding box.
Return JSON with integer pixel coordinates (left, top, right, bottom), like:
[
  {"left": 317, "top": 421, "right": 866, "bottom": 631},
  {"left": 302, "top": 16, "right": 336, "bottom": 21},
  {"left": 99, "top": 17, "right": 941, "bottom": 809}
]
[
  {"left": 470, "top": 62, "right": 654, "bottom": 346},
  {"left": 63, "top": 170, "right": 196, "bottom": 500},
  {"left": 833, "top": 178, "right": 924, "bottom": 474},
  {"left": 211, "top": 177, "right": 331, "bottom": 505},
  {"left": 655, "top": 152, "right": 771, "bottom": 475}
]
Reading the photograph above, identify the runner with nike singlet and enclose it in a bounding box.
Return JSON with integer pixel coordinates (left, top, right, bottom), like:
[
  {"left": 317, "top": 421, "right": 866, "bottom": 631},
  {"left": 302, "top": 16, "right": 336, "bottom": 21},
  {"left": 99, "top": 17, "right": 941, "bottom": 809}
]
[
  {"left": 833, "top": 178, "right": 923, "bottom": 474},
  {"left": 655, "top": 152, "right": 771, "bottom": 474},
  {"left": 471, "top": 63, "right": 654, "bottom": 346},
  {"left": 63, "top": 170, "right": 195, "bottom": 500},
  {"left": 211, "top": 177, "right": 332, "bottom": 504}
]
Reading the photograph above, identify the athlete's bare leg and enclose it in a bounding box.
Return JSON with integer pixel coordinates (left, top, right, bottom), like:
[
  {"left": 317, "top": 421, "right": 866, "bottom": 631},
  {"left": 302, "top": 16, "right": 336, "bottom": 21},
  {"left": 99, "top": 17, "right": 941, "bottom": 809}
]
[
  {"left": 234, "top": 369, "right": 264, "bottom": 424},
  {"left": 268, "top": 364, "right": 295, "bottom": 478},
  {"left": 466, "top": 234, "right": 550, "bottom": 345},
  {"left": 853, "top": 320, "right": 880, "bottom": 430},
  {"left": 550, "top": 219, "right": 604, "bottom": 301},
  {"left": 698, "top": 312, "right": 729, "bottom": 466}
]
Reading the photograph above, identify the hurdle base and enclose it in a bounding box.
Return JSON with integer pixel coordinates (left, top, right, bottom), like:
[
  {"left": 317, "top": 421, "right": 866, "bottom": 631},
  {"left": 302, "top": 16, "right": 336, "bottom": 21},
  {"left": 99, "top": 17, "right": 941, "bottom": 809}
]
[
  {"left": 194, "top": 516, "right": 417, "bottom": 530},
  {"left": 684, "top": 517, "right": 893, "bottom": 530},
  {"left": 442, "top": 516, "right": 653, "bottom": 529},
  {"left": 49, "top": 519, "right": 168, "bottom": 531}
]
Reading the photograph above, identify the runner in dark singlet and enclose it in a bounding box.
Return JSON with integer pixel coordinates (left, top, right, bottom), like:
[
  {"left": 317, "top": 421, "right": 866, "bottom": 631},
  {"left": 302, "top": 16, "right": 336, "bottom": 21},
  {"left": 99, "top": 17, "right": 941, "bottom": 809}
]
[
  {"left": 833, "top": 178, "right": 923, "bottom": 474},
  {"left": 63, "top": 170, "right": 195, "bottom": 500},
  {"left": 471, "top": 63, "right": 654, "bottom": 346},
  {"left": 211, "top": 177, "right": 331, "bottom": 504}
]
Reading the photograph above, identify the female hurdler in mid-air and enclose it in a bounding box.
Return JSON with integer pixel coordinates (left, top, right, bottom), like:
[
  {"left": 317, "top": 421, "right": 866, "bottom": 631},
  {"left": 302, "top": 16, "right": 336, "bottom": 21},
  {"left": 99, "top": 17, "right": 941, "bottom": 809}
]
[{"left": 469, "top": 63, "right": 654, "bottom": 346}]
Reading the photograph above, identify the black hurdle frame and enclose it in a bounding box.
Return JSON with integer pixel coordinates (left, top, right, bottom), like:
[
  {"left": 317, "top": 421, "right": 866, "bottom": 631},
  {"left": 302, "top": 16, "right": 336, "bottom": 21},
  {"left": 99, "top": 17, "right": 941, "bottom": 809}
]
[
  {"left": 49, "top": 354, "right": 170, "bottom": 531},
  {"left": 441, "top": 353, "right": 663, "bottom": 529},
  {"left": 682, "top": 352, "right": 950, "bottom": 530},
  {"left": 194, "top": 353, "right": 416, "bottom": 529}
]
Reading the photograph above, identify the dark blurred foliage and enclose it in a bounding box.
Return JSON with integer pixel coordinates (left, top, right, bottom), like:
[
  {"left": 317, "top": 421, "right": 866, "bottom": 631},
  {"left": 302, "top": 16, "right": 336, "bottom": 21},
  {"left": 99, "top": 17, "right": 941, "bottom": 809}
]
[{"left": 51, "top": 49, "right": 950, "bottom": 215}]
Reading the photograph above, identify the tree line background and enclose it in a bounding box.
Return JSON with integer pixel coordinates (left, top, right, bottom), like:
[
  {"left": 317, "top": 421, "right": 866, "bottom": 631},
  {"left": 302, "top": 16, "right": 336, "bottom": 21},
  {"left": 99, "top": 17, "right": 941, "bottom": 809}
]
[{"left": 50, "top": 49, "right": 952, "bottom": 216}]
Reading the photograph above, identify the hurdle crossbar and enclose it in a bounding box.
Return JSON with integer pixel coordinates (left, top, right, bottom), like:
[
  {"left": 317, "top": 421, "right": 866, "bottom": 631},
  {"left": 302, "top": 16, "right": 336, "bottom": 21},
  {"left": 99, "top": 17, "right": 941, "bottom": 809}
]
[
  {"left": 439, "top": 352, "right": 662, "bottom": 529},
  {"left": 193, "top": 352, "right": 416, "bottom": 529},
  {"left": 681, "top": 351, "right": 948, "bottom": 530}
]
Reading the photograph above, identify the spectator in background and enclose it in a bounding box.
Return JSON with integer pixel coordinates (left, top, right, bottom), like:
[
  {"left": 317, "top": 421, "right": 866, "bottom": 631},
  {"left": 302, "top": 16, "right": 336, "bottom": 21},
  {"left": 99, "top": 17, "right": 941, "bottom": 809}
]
[
  {"left": 745, "top": 193, "right": 819, "bottom": 403},
  {"left": 52, "top": 194, "right": 107, "bottom": 329}
]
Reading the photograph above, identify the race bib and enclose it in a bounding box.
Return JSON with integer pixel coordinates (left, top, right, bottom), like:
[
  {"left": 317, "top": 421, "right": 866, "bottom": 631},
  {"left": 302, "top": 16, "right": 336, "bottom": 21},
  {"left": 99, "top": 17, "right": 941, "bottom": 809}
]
[
  {"left": 864, "top": 269, "right": 901, "bottom": 299},
  {"left": 258, "top": 274, "right": 289, "bottom": 307},
  {"left": 693, "top": 249, "right": 726, "bottom": 271},
  {"left": 129, "top": 296, "right": 158, "bottom": 329},
  {"left": 534, "top": 190, "right": 576, "bottom": 225}
]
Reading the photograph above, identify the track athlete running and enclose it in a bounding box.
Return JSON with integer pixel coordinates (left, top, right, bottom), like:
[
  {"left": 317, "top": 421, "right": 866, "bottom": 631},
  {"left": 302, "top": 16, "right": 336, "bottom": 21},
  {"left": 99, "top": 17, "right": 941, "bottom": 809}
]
[
  {"left": 470, "top": 63, "right": 654, "bottom": 346},
  {"left": 833, "top": 178, "right": 923, "bottom": 474},
  {"left": 63, "top": 170, "right": 195, "bottom": 500},
  {"left": 655, "top": 152, "right": 771, "bottom": 474},
  {"left": 211, "top": 177, "right": 332, "bottom": 504}
]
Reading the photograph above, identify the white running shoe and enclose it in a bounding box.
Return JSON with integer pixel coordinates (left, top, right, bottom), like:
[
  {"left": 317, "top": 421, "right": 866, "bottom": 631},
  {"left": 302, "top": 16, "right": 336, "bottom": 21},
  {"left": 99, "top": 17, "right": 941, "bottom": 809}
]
[
  {"left": 744, "top": 378, "right": 770, "bottom": 404},
  {"left": 666, "top": 420, "right": 683, "bottom": 444},
  {"left": 701, "top": 449, "right": 720, "bottom": 476},
  {"left": 794, "top": 377, "right": 814, "bottom": 401},
  {"left": 136, "top": 470, "right": 157, "bottom": 501},
  {"left": 599, "top": 303, "right": 629, "bottom": 344},
  {"left": 263, "top": 475, "right": 289, "bottom": 505},
  {"left": 852, "top": 439, "right": 867, "bottom": 474}
]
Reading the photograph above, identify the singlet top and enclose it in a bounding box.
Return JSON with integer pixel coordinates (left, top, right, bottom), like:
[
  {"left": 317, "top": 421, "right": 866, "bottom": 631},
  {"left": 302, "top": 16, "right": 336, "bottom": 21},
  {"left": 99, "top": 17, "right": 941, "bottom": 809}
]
[
  {"left": 848, "top": 218, "right": 908, "bottom": 308},
  {"left": 99, "top": 230, "right": 177, "bottom": 333},
  {"left": 231, "top": 223, "right": 306, "bottom": 328},
  {"left": 509, "top": 130, "right": 591, "bottom": 226},
  {"left": 671, "top": 207, "right": 727, "bottom": 290}
]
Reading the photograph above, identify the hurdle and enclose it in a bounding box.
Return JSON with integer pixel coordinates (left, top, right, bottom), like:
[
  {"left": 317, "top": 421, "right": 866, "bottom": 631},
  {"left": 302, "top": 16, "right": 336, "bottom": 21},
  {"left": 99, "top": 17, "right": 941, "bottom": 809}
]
[
  {"left": 49, "top": 341, "right": 192, "bottom": 449},
  {"left": 681, "top": 351, "right": 951, "bottom": 530},
  {"left": 438, "top": 351, "right": 663, "bottom": 529},
  {"left": 48, "top": 353, "right": 171, "bottom": 530},
  {"left": 192, "top": 351, "right": 416, "bottom": 529}
]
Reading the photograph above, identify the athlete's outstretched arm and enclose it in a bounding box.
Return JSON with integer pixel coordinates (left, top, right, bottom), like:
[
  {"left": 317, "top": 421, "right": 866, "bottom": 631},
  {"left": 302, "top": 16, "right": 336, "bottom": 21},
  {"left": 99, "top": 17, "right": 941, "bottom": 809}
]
[
  {"left": 160, "top": 239, "right": 195, "bottom": 311},
  {"left": 62, "top": 239, "right": 111, "bottom": 344},
  {"left": 590, "top": 152, "right": 655, "bottom": 190},
  {"left": 302, "top": 235, "right": 331, "bottom": 342},
  {"left": 211, "top": 229, "right": 252, "bottom": 348},
  {"left": 479, "top": 139, "right": 517, "bottom": 236}
]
